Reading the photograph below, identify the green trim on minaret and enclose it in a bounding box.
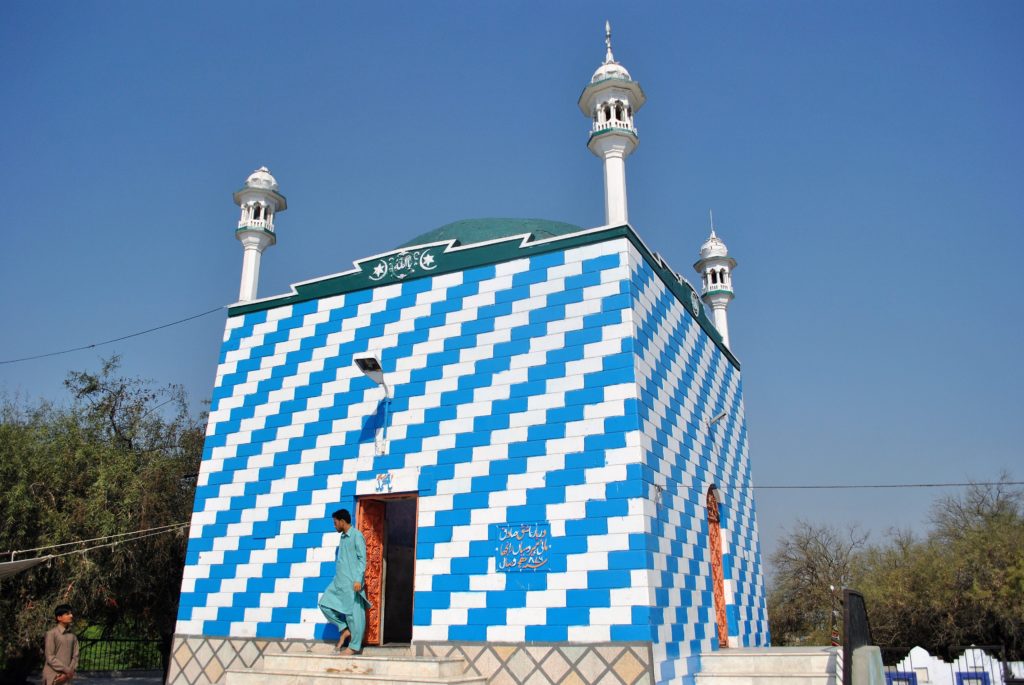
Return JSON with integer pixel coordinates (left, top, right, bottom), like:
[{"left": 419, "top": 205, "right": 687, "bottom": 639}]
[{"left": 588, "top": 127, "right": 639, "bottom": 143}]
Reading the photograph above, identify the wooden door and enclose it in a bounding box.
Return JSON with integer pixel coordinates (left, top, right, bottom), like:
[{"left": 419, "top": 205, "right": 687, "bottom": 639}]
[
  {"left": 706, "top": 485, "right": 729, "bottom": 648},
  {"left": 356, "top": 499, "right": 385, "bottom": 646}
]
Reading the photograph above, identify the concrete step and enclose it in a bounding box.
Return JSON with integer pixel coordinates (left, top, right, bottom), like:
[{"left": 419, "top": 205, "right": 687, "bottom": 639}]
[
  {"left": 696, "top": 647, "right": 841, "bottom": 685},
  {"left": 224, "top": 648, "right": 484, "bottom": 685},
  {"left": 695, "top": 675, "right": 837, "bottom": 685},
  {"left": 700, "top": 648, "right": 839, "bottom": 675},
  {"left": 225, "top": 670, "right": 486, "bottom": 685},
  {"left": 352, "top": 646, "right": 413, "bottom": 658},
  {"left": 265, "top": 644, "right": 414, "bottom": 658},
  {"left": 262, "top": 653, "right": 466, "bottom": 679}
]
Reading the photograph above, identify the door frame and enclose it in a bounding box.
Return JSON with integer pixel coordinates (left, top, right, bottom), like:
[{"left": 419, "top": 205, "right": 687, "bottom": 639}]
[
  {"left": 706, "top": 485, "right": 729, "bottom": 648},
  {"left": 356, "top": 493, "right": 418, "bottom": 645}
]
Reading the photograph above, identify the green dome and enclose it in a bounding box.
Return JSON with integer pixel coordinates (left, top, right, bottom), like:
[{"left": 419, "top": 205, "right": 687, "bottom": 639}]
[{"left": 399, "top": 218, "right": 584, "bottom": 249}]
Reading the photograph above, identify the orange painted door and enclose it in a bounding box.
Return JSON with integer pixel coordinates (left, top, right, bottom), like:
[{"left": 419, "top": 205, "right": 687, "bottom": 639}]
[
  {"left": 707, "top": 486, "right": 729, "bottom": 648},
  {"left": 356, "top": 499, "right": 385, "bottom": 646}
]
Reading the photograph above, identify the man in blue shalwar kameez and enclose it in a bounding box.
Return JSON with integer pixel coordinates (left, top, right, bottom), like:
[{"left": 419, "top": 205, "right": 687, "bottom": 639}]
[{"left": 319, "top": 508, "right": 371, "bottom": 654}]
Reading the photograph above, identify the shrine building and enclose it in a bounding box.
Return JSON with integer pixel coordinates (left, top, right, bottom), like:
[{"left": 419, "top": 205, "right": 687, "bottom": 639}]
[{"left": 169, "top": 23, "right": 769, "bottom": 685}]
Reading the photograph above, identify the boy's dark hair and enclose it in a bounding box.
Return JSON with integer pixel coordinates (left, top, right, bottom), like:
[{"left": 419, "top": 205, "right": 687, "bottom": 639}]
[
  {"left": 54, "top": 605, "right": 73, "bottom": 619},
  {"left": 332, "top": 509, "right": 351, "bottom": 524}
]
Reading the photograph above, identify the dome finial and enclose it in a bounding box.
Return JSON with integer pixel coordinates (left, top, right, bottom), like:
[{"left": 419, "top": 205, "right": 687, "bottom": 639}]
[
  {"left": 604, "top": 20, "right": 615, "bottom": 64},
  {"left": 709, "top": 209, "right": 717, "bottom": 238}
]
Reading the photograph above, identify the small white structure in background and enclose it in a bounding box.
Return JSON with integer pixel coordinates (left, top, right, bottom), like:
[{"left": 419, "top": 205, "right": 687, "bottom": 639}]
[
  {"left": 694, "top": 214, "right": 737, "bottom": 347},
  {"left": 890, "top": 646, "right": 1024, "bottom": 685},
  {"left": 578, "top": 21, "right": 646, "bottom": 227},
  {"left": 233, "top": 166, "right": 287, "bottom": 302}
]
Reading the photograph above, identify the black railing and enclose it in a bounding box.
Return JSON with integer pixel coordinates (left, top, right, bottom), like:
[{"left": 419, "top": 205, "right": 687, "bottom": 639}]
[
  {"left": 77, "top": 638, "right": 163, "bottom": 671},
  {"left": 842, "top": 589, "right": 873, "bottom": 685},
  {"left": 0, "top": 636, "right": 166, "bottom": 681}
]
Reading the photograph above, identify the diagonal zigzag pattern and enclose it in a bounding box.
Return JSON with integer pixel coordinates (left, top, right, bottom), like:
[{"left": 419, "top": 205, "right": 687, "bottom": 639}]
[
  {"left": 628, "top": 250, "right": 770, "bottom": 684},
  {"left": 174, "top": 236, "right": 767, "bottom": 685}
]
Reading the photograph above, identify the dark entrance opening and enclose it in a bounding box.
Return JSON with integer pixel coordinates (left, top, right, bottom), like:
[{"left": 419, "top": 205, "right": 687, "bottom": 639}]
[{"left": 381, "top": 498, "right": 416, "bottom": 643}]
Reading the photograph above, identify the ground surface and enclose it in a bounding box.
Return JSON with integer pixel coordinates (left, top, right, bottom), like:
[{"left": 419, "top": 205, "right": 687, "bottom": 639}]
[{"left": 29, "top": 672, "right": 164, "bottom": 684}]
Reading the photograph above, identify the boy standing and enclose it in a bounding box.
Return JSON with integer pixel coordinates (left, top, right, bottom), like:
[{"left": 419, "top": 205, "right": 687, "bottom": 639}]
[{"left": 42, "top": 604, "right": 79, "bottom": 685}]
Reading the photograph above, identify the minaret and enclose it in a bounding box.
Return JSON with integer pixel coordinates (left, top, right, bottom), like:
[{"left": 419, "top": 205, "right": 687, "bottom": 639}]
[
  {"left": 232, "top": 166, "right": 287, "bottom": 302},
  {"left": 578, "top": 21, "right": 646, "bottom": 227},
  {"left": 694, "top": 213, "right": 737, "bottom": 347}
]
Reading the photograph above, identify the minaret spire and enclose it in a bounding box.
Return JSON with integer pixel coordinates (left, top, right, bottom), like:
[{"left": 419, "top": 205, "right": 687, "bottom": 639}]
[
  {"left": 578, "top": 22, "right": 646, "bottom": 226},
  {"left": 233, "top": 166, "right": 287, "bottom": 302},
  {"left": 694, "top": 223, "right": 737, "bottom": 347}
]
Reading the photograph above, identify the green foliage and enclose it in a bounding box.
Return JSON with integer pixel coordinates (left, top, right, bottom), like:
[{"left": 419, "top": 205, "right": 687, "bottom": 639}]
[
  {"left": 768, "top": 478, "right": 1024, "bottom": 659},
  {"left": 77, "top": 638, "right": 163, "bottom": 671},
  {"left": 856, "top": 480, "right": 1024, "bottom": 657},
  {"left": 0, "top": 358, "right": 203, "bottom": 674},
  {"left": 766, "top": 521, "right": 865, "bottom": 645}
]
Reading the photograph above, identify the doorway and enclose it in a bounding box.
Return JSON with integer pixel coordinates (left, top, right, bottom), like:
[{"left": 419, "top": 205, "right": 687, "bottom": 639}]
[
  {"left": 356, "top": 495, "right": 417, "bottom": 645},
  {"left": 706, "top": 485, "right": 729, "bottom": 648}
]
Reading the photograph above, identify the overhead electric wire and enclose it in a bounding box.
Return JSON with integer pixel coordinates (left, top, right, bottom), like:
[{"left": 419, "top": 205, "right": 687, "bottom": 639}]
[
  {"left": 5, "top": 522, "right": 189, "bottom": 559},
  {"left": 0, "top": 306, "right": 225, "bottom": 365},
  {"left": 752, "top": 480, "right": 1023, "bottom": 490},
  {"left": 3, "top": 524, "right": 190, "bottom": 572},
  {"left": 44, "top": 525, "right": 189, "bottom": 560}
]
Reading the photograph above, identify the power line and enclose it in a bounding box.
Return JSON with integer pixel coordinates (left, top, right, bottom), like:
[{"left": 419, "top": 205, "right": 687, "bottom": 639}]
[
  {"left": 753, "top": 480, "right": 1023, "bottom": 490},
  {"left": 4, "top": 522, "right": 189, "bottom": 558},
  {"left": 0, "top": 306, "right": 224, "bottom": 365},
  {"left": 1, "top": 525, "right": 191, "bottom": 579}
]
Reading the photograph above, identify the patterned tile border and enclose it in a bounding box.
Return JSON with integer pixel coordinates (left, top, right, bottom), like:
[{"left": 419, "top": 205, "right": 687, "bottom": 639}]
[
  {"left": 167, "top": 634, "right": 316, "bottom": 685},
  {"left": 167, "top": 635, "right": 654, "bottom": 685},
  {"left": 417, "top": 641, "right": 654, "bottom": 685}
]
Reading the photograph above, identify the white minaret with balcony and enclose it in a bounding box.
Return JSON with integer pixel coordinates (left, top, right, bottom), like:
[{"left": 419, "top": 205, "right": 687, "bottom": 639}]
[
  {"left": 578, "top": 22, "right": 646, "bottom": 227},
  {"left": 694, "top": 221, "right": 737, "bottom": 347},
  {"left": 233, "top": 166, "right": 287, "bottom": 302}
]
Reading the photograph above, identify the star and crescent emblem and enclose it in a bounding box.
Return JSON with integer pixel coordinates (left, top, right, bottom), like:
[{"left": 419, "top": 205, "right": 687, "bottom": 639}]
[{"left": 368, "top": 248, "right": 439, "bottom": 282}]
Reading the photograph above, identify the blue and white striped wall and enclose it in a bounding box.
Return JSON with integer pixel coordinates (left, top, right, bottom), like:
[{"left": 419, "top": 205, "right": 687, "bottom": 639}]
[
  {"left": 175, "top": 234, "right": 768, "bottom": 684},
  {"left": 628, "top": 248, "right": 769, "bottom": 683}
]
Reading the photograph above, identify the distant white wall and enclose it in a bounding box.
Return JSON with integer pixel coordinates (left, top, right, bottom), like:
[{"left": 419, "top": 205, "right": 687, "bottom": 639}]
[{"left": 887, "top": 646, "right": 1024, "bottom": 685}]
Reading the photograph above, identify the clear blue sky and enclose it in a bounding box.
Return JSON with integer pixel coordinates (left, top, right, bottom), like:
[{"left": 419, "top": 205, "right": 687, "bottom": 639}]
[{"left": 2, "top": 2, "right": 1021, "bottom": 561}]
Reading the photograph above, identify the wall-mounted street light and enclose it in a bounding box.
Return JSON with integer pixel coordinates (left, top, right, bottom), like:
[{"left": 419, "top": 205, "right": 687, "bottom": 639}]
[
  {"left": 354, "top": 355, "right": 392, "bottom": 455},
  {"left": 705, "top": 410, "right": 728, "bottom": 498},
  {"left": 354, "top": 355, "right": 391, "bottom": 399}
]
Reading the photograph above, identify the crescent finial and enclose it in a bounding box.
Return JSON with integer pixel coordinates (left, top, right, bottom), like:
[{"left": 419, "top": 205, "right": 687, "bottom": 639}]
[{"left": 604, "top": 21, "right": 615, "bottom": 63}]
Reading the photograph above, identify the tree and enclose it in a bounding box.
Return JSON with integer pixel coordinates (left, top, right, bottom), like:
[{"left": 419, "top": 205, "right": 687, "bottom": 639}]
[
  {"left": 859, "top": 478, "right": 1024, "bottom": 657},
  {"left": 853, "top": 531, "right": 951, "bottom": 651},
  {"left": 768, "top": 478, "right": 1024, "bottom": 660},
  {"left": 766, "top": 521, "right": 867, "bottom": 645},
  {"left": 0, "top": 358, "right": 204, "bottom": 680}
]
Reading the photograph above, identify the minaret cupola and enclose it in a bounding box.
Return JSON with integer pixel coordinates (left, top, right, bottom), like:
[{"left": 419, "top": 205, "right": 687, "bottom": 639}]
[
  {"left": 232, "top": 166, "right": 287, "bottom": 302},
  {"left": 578, "top": 21, "right": 646, "bottom": 227},
  {"left": 694, "top": 215, "right": 737, "bottom": 347}
]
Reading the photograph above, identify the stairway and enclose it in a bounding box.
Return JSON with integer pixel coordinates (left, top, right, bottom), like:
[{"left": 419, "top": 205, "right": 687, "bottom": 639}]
[
  {"left": 696, "top": 646, "right": 841, "bottom": 685},
  {"left": 224, "top": 645, "right": 487, "bottom": 685}
]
